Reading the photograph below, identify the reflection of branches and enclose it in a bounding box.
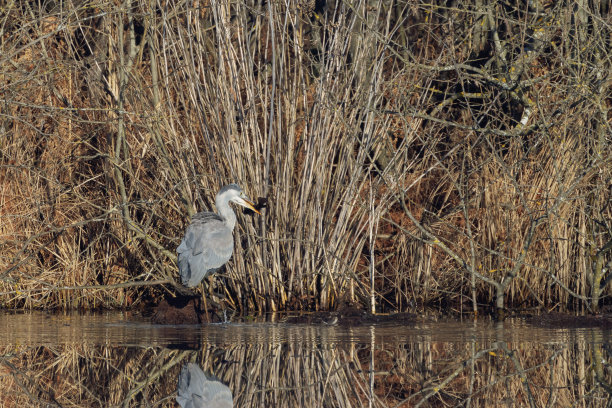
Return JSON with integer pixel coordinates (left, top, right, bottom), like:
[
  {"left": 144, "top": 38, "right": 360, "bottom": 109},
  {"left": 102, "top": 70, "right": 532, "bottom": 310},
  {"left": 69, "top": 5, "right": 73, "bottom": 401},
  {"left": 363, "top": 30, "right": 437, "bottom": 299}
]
[
  {"left": 1, "top": 358, "right": 62, "bottom": 407},
  {"left": 3, "top": 326, "right": 612, "bottom": 406},
  {"left": 411, "top": 348, "right": 496, "bottom": 407},
  {"left": 496, "top": 342, "right": 536, "bottom": 408},
  {"left": 119, "top": 349, "right": 191, "bottom": 408},
  {"left": 591, "top": 333, "right": 612, "bottom": 399}
]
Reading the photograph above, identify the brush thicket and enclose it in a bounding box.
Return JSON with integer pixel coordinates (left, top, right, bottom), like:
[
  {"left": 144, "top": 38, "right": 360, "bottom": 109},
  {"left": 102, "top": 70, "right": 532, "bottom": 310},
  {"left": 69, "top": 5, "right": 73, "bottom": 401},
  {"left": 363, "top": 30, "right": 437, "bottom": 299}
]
[{"left": 0, "top": 1, "right": 610, "bottom": 312}]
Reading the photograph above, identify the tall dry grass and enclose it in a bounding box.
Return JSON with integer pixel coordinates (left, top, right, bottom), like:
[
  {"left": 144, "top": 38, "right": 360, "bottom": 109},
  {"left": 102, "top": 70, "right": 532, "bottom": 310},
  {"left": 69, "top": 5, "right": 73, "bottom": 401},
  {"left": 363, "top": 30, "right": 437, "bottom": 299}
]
[{"left": 0, "top": 0, "right": 610, "bottom": 312}]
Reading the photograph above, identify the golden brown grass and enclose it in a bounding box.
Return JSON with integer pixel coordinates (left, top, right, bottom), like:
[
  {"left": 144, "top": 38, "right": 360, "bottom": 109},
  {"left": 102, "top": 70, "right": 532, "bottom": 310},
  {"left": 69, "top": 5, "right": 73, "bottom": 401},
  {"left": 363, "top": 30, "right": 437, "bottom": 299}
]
[{"left": 0, "top": 1, "right": 610, "bottom": 313}]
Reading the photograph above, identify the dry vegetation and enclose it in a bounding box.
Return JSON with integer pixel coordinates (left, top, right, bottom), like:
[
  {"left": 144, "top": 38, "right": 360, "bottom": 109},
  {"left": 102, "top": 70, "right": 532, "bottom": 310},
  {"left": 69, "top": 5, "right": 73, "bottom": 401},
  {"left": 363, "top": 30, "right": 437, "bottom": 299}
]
[{"left": 0, "top": 0, "right": 611, "bottom": 314}]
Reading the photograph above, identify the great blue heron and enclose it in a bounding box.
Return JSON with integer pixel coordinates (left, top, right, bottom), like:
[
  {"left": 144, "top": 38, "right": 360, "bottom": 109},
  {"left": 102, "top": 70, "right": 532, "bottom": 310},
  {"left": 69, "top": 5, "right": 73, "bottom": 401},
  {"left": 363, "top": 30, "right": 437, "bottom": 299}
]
[
  {"left": 177, "top": 363, "right": 233, "bottom": 408},
  {"left": 177, "top": 184, "right": 260, "bottom": 288}
]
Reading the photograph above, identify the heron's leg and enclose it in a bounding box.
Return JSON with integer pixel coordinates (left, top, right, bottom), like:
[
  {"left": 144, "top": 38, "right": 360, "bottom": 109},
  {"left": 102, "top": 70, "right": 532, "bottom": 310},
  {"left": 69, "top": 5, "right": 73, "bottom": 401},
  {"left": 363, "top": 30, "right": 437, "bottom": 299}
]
[
  {"left": 215, "top": 266, "right": 236, "bottom": 323},
  {"left": 200, "top": 275, "right": 212, "bottom": 323}
]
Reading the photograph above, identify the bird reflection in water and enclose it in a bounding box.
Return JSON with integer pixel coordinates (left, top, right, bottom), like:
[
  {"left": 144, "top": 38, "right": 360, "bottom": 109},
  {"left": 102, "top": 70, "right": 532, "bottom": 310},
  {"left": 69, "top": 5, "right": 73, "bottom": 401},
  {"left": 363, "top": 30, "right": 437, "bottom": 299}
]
[{"left": 177, "top": 363, "right": 233, "bottom": 408}]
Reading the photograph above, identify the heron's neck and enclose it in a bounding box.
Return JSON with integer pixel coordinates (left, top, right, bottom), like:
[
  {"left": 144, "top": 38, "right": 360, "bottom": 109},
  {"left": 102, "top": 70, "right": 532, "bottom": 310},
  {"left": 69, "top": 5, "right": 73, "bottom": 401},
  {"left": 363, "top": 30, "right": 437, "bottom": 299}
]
[{"left": 216, "top": 197, "right": 237, "bottom": 231}]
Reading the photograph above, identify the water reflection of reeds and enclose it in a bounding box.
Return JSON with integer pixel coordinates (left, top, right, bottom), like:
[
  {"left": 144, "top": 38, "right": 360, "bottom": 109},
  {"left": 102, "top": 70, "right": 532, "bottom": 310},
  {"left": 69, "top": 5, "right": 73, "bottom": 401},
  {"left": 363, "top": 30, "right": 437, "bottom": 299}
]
[{"left": 2, "top": 334, "right": 612, "bottom": 407}]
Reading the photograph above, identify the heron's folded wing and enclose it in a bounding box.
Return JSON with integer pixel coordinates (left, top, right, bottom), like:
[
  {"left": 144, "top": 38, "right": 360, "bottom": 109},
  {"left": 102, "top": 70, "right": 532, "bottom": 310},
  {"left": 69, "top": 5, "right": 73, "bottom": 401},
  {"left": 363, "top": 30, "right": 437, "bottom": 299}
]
[{"left": 190, "top": 221, "right": 233, "bottom": 259}]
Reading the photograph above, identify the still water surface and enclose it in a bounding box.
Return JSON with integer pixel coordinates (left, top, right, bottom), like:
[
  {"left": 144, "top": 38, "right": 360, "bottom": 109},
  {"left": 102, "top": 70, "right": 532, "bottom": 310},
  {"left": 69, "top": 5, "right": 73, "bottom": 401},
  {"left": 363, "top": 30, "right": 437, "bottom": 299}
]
[{"left": 1, "top": 311, "right": 611, "bottom": 407}]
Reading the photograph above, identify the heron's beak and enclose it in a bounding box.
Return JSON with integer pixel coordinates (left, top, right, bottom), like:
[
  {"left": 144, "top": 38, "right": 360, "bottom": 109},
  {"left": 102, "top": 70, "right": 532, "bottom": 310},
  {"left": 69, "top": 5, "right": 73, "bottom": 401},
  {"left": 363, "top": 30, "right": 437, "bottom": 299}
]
[{"left": 240, "top": 197, "right": 261, "bottom": 214}]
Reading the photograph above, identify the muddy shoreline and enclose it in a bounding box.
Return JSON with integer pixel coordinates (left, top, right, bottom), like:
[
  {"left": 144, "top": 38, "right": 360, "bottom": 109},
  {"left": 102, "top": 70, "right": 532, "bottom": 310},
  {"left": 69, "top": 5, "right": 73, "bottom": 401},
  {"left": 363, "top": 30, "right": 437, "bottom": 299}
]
[{"left": 150, "top": 295, "right": 612, "bottom": 328}]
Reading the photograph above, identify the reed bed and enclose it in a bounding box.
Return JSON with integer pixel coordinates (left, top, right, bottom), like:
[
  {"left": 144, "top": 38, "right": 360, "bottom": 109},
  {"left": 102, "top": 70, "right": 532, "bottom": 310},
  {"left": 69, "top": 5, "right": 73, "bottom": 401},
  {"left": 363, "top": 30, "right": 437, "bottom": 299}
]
[{"left": 0, "top": 0, "right": 610, "bottom": 313}]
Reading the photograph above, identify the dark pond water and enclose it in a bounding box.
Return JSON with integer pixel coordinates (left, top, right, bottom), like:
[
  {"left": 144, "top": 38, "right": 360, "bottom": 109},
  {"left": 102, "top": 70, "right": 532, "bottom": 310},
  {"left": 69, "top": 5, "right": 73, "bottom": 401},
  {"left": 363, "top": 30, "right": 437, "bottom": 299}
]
[{"left": 1, "top": 311, "right": 611, "bottom": 407}]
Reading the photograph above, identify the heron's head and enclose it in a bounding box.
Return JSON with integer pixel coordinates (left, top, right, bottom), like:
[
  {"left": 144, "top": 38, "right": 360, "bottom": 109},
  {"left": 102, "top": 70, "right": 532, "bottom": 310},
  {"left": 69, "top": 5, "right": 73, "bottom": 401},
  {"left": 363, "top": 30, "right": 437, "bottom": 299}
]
[{"left": 219, "top": 184, "right": 261, "bottom": 214}]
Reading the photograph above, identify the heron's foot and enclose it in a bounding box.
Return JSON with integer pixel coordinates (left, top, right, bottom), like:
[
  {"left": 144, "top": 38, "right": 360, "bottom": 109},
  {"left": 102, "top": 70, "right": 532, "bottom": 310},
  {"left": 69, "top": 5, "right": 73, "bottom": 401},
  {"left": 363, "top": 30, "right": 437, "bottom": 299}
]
[
  {"left": 219, "top": 308, "right": 237, "bottom": 323},
  {"left": 173, "top": 283, "right": 198, "bottom": 297}
]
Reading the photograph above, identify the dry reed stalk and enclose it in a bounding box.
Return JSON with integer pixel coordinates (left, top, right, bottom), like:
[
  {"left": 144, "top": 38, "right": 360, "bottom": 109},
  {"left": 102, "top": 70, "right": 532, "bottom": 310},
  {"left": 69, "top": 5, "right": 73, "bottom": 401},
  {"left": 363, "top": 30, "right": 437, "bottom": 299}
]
[{"left": 157, "top": 0, "right": 407, "bottom": 311}]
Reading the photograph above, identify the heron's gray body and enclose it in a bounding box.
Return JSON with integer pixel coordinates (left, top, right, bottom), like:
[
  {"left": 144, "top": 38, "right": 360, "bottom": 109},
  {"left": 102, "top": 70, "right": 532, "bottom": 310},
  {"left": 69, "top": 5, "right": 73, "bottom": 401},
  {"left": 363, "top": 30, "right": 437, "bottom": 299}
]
[
  {"left": 177, "top": 212, "right": 233, "bottom": 287},
  {"left": 177, "top": 184, "right": 258, "bottom": 288},
  {"left": 177, "top": 363, "right": 233, "bottom": 408}
]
